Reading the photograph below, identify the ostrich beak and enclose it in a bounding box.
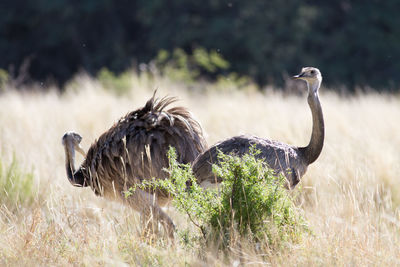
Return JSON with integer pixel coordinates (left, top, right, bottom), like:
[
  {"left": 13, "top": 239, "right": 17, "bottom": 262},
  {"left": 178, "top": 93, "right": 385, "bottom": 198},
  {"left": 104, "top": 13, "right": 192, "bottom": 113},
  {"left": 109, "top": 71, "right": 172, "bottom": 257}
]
[
  {"left": 293, "top": 73, "right": 304, "bottom": 80},
  {"left": 75, "top": 143, "right": 86, "bottom": 157}
]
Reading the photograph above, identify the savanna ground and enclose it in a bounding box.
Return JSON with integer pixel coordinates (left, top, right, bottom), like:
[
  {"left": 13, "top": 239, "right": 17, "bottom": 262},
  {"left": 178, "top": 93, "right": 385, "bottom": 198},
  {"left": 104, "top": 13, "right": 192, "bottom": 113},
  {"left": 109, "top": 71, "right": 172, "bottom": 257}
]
[{"left": 0, "top": 72, "right": 400, "bottom": 266}]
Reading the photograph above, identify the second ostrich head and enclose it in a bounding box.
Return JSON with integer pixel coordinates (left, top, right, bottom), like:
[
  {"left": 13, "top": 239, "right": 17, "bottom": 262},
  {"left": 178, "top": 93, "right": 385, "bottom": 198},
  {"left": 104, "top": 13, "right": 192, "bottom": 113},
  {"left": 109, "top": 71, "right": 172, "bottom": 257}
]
[
  {"left": 62, "top": 131, "right": 87, "bottom": 187},
  {"left": 293, "top": 67, "right": 322, "bottom": 92}
]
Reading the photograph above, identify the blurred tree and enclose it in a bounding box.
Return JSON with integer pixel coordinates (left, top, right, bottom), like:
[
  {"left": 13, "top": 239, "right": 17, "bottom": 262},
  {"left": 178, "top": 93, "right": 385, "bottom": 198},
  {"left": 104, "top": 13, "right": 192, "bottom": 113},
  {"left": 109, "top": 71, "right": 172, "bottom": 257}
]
[
  {"left": 308, "top": 1, "right": 400, "bottom": 90},
  {"left": 1, "top": 0, "right": 400, "bottom": 91}
]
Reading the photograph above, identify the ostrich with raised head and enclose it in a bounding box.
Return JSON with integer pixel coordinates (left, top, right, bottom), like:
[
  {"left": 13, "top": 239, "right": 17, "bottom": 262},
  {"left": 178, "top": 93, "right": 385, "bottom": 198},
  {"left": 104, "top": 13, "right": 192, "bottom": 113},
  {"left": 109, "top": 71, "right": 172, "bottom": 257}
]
[
  {"left": 62, "top": 92, "right": 207, "bottom": 237},
  {"left": 192, "top": 67, "right": 324, "bottom": 189}
]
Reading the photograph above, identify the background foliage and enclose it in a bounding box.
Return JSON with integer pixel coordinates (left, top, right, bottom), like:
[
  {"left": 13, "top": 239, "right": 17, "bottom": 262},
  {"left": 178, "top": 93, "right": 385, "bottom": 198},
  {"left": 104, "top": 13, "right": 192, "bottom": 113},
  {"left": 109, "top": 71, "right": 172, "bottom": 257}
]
[{"left": 1, "top": 0, "right": 400, "bottom": 91}]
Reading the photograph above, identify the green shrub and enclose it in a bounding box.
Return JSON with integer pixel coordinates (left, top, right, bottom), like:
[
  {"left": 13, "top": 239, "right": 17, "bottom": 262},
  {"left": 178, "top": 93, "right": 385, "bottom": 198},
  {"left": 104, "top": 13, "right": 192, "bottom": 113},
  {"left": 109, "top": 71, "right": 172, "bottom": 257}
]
[
  {"left": 135, "top": 147, "right": 308, "bottom": 249},
  {"left": 154, "top": 48, "right": 230, "bottom": 84},
  {"left": 0, "top": 155, "right": 37, "bottom": 211},
  {"left": 0, "top": 69, "right": 9, "bottom": 92},
  {"left": 97, "top": 68, "right": 132, "bottom": 95},
  {"left": 210, "top": 148, "right": 308, "bottom": 245}
]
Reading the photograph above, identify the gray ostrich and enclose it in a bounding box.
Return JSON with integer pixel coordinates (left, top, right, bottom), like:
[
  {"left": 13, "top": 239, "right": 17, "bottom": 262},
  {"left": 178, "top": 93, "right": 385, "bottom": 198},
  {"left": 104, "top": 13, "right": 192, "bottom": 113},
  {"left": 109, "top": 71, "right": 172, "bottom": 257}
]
[
  {"left": 192, "top": 67, "right": 324, "bottom": 189},
  {"left": 62, "top": 92, "right": 207, "bottom": 237}
]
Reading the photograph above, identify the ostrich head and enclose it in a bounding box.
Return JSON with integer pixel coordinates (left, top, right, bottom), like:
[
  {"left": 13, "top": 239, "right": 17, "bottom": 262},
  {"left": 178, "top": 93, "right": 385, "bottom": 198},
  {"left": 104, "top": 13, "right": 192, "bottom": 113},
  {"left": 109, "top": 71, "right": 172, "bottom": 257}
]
[
  {"left": 293, "top": 67, "right": 322, "bottom": 92},
  {"left": 62, "top": 131, "right": 85, "bottom": 156},
  {"left": 62, "top": 131, "right": 86, "bottom": 186}
]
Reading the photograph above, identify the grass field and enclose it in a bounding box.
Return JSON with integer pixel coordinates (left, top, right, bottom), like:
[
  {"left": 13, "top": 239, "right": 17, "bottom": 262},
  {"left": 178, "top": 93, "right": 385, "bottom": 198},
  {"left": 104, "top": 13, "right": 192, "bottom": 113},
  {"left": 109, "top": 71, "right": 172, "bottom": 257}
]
[{"left": 0, "top": 73, "right": 400, "bottom": 265}]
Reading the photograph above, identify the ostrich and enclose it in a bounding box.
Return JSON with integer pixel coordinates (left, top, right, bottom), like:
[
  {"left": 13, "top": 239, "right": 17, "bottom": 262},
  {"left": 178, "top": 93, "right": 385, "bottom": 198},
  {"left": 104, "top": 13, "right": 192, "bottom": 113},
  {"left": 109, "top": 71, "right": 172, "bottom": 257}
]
[
  {"left": 192, "top": 67, "right": 324, "bottom": 189},
  {"left": 62, "top": 92, "right": 207, "bottom": 238}
]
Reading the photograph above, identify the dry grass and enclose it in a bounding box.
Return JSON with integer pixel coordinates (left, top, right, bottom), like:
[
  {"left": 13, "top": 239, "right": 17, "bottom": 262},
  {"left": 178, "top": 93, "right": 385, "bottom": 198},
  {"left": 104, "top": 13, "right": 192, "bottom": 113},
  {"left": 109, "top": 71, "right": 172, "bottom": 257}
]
[{"left": 0, "top": 72, "right": 400, "bottom": 266}]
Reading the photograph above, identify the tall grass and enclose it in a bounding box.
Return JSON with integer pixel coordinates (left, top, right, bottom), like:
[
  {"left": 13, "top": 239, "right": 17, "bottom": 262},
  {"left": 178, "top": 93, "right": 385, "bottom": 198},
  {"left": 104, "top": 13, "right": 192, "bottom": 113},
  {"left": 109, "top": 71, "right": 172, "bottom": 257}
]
[
  {"left": 0, "top": 71, "right": 399, "bottom": 265},
  {"left": 0, "top": 155, "right": 37, "bottom": 212}
]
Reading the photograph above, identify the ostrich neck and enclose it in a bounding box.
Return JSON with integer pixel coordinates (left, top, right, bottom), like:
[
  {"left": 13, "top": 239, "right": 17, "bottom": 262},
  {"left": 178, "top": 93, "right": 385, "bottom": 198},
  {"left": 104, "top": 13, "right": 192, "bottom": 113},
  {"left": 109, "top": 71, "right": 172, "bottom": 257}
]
[
  {"left": 301, "top": 81, "right": 324, "bottom": 165},
  {"left": 64, "top": 142, "right": 77, "bottom": 181}
]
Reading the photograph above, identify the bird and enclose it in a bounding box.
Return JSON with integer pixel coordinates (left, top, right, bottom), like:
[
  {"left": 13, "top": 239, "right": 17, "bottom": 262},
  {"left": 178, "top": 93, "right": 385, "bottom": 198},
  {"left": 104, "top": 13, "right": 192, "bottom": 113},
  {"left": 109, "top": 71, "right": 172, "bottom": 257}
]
[
  {"left": 62, "top": 91, "right": 207, "bottom": 238},
  {"left": 192, "top": 67, "right": 324, "bottom": 189}
]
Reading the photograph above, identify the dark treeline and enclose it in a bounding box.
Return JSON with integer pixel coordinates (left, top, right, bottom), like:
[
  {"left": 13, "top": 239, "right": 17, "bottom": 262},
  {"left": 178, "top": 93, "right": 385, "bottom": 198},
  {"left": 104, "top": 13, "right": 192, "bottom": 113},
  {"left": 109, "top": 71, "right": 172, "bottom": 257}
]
[{"left": 1, "top": 0, "right": 400, "bottom": 91}]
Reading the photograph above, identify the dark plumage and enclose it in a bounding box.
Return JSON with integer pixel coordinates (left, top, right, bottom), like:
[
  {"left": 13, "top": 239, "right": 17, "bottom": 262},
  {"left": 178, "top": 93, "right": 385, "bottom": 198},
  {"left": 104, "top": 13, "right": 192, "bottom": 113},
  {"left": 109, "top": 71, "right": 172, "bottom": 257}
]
[
  {"left": 62, "top": 92, "right": 207, "bottom": 237},
  {"left": 192, "top": 135, "right": 306, "bottom": 189}
]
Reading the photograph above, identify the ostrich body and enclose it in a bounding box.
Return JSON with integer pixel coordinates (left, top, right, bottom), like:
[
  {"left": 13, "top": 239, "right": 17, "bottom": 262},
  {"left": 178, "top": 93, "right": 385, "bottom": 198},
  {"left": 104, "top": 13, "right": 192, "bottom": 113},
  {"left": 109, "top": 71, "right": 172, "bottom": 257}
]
[
  {"left": 62, "top": 93, "right": 207, "bottom": 237},
  {"left": 192, "top": 67, "right": 324, "bottom": 189}
]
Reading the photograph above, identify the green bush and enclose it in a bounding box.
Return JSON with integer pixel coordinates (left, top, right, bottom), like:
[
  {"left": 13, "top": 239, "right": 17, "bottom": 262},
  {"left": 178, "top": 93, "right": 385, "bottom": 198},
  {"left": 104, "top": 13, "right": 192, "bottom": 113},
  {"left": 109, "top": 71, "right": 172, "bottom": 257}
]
[
  {"left": 154, "top": 48, "right": 230, "bottom": 84},
  {"left": 0, "top": 69, "right": 9, "bottom": 92},
  {"left": 97, "top": 68, "right": 132, "bottom": 95},
  {"left": 136, "top": 147, "right": 308, "bottom": 249},
  {"left": 0, "top": 156, "right": 37, "bottom": 211},
  {"left": 210, "top": 148, "right": 308, "bottom": 245}
]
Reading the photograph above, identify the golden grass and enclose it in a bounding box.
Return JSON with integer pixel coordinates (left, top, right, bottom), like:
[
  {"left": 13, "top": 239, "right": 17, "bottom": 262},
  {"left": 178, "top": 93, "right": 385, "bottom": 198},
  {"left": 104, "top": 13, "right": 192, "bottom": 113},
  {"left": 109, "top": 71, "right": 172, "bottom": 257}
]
[{"left": 0, "top": 73, "right": 400, "bottom": 265}]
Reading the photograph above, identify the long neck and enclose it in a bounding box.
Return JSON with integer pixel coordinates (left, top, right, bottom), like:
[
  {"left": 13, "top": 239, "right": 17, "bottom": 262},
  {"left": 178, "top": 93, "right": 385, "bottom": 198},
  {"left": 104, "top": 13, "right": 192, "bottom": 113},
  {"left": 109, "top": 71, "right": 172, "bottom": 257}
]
[
  {"left": 64, "top": 142, "right": 76, "bottom": 181},
  {"left": 301, "top": 80, "right": 324, "bottom": 165},
  {"left": 64, "top": 142, "right": 86, "bottom": 186}
]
